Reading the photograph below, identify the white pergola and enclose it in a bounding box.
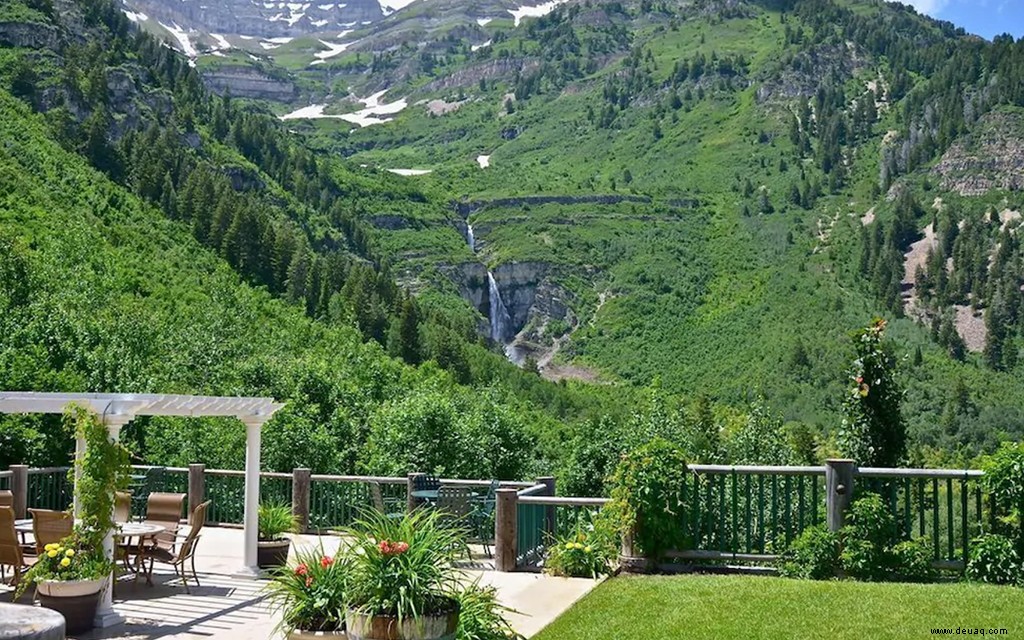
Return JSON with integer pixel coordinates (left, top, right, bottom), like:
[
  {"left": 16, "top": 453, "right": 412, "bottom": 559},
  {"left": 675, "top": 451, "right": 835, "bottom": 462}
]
[{"left": 0, "top": 391, "right": 284, "bottom": 627}]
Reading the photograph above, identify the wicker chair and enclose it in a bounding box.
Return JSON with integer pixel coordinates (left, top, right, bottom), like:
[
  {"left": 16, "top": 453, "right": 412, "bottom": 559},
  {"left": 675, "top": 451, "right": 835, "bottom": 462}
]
[
  {"left": 28, "top": 509, "right": 72, "bottom": 555},
  {"left": 114, "top": 491, "right": 132, "bottom": 524},
  {"left": 436, "top": 487, "right": 473, "bottom": 526},
  {"left": 0, "top": 506, "right": 31, "bottom": 588},
  {"left": 144, "top": 501, "right": 210, "bottom": 593},
  {"left": 144, "top": 492, "right": 185, "bottom": 549},
  {"left": 0, "top": 491, "right": 12, "bottom": 509}
]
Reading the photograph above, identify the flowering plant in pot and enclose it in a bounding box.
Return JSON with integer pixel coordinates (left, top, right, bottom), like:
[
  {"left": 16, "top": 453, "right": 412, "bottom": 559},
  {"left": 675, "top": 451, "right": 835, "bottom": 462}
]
[
  {"left": 16, "top": 404, "right": 131, "bottom": 633},
  {"left": 259, "top": 503, "right": 300, "bottom": 568},
  {"left": 265, "top": 547, "right": 351, "bottom": 639},
  {"left": 343, "top": 508, "right": 467, "bottom": 640}
]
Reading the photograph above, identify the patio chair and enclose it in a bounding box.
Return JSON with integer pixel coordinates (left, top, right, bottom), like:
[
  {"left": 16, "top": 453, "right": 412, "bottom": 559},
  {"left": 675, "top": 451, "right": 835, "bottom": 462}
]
[
  {"left": 469, "top": 484, "right": 498, "bottom": 558},
  {"left": 144, "top": 492, "right": 185, "bottom": 548},
  {"left": 0, "top": 506, "right": 31, "bottom": 588},
  {"left": 0, "top": 491, "right": 12, "bottom": 508},
  {"left": 436, "top": 486, "right": 473, "bottom": 527},
  {"left": 114, "top": 491, "right": 132, "bottom": 524},
  {"left": 144, "top": 500, "right": 210, "bottom": 594},
  {"left": 29, "top": 509, "right": 73, "bottom": 555},
  {"left": 413, "top": 474, "right": 441, "bottom": 492},
  {"left": 368, "top": 482, "right": 404, "bottom": 520}
]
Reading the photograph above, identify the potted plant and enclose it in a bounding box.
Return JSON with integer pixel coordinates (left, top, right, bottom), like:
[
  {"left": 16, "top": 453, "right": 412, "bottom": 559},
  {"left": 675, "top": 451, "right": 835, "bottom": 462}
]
[
  {"left": 17, "top": 405, "right": 131, "bottom": 633},
  {"left": 259, "top": 503, "right": 300, "bottom": 568},
  {"left": 343, "top": 509, "right": 466, "bottom": 640},
  {"left": 265, "top": 547, "right": 351, "bottom": 639}
]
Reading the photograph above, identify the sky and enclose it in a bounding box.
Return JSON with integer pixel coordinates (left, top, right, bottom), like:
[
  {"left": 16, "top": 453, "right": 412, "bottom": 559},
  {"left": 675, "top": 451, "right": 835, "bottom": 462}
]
[{"left": 895, "top": 0, "right": 1024, "bottom": 40}]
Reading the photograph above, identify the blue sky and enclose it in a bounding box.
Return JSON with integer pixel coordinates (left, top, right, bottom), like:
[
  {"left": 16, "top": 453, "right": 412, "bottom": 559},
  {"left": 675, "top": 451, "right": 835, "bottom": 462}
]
[{"left": 894, "top": 0, "right": 1023, "bottom": 40}]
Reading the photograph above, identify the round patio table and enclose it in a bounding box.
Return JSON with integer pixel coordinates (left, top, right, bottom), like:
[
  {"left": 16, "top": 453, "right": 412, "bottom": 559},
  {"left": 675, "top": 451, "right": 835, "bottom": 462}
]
[{"left": 117, "top": 521, "right": 166, "bottom": 586}]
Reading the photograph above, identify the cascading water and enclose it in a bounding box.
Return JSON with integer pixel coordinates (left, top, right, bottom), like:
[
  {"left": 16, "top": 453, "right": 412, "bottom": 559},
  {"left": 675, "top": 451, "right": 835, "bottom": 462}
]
[
  {"left": 466, "top": 224, "right": 475, "bottom": 252},
  {"left": 487, "top": 272, "right": 512, "bottom": 343}
]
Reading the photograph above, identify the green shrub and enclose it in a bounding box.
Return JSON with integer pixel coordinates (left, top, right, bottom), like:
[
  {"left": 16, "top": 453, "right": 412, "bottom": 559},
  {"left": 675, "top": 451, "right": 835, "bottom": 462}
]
[
  {"left": 544, "top": 514, "right": 617, "bottom": 579},
  {"left": 779, "top": 525, "right": 840, "bottom": 580},
  {"left": 981, "top": 443, "right": 1024, "bottom": 551},
  {"left": 890, "top": 538, "right": 935, "bottom": 582},
  {"left": 840, "top": 493, "right": 900, "bottom": 581},
  {"left": 607, "top": 438, "right": 690, "bottom": 560},
  {"left": 259, "top": 503, "right": 299, "bottom": 541},
  {"left": 455, "top": 583, "right": 524, "bottom": 640},
  {"left": 966, "top": 534, "right": 1022, "bottom": 586}
]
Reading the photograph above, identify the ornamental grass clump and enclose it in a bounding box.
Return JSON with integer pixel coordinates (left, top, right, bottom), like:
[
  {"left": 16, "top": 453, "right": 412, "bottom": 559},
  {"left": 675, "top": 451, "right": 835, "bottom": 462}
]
[{"left": 344, "top": 507, "right": 467, "bottom": 622}]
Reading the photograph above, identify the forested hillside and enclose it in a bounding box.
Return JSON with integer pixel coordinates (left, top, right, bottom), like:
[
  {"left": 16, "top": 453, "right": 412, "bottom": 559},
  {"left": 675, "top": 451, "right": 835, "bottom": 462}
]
[{"left": 1, "top": 0, "right": 1023, "bottom": 489}]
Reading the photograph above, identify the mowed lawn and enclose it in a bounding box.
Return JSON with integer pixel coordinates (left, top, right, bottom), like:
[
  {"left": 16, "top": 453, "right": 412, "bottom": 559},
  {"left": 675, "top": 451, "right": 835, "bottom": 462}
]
[{"left": 533, "top": 574, "right": 1024, "bottom": 639}]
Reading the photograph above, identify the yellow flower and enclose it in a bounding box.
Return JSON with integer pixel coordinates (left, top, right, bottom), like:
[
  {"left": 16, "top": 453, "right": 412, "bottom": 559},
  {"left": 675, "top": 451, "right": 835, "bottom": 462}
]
[
  {"left": 564, "top": 542, "right": 574, "bottom": 550},
  {"left": 60, "top": 557, "right": 71, "bottom": 568},
  {"left": 65, "top": 549, "right": 75, "bottom": 557},
  {"left": 584, "top": 546, "right": 592, "bottom": 553},
  {"left": 47, "top": 550, "right": 58, "bottom": 558},
  {"left": 574, "top": 543, "right": 585, "bottom": 550},
  {"left": 45, "top": 543, "right": 57, "bottom": 551}
]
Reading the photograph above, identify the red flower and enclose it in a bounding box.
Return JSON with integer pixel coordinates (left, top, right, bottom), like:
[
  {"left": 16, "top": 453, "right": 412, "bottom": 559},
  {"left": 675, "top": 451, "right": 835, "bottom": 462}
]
[
  {"left": 295, "top": 563, "right": 309, "bottom": 576},
  {"left": 394, "top": 542, "right": 409, "bottom": 554},
  {"left": 320, "top": 555, "right": 333, "bottom": 568},
  {"left": 377, "top": 539, "right": 410, "bottom": 557},
  {"left": 305, "top": 576, "right": 313, "bottom": 587}
]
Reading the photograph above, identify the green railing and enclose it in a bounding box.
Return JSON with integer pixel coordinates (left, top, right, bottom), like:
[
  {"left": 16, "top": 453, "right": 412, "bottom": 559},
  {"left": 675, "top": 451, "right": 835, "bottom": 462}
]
[
  {"left": 26, "top": 467, "right": 73, "bottom": 511},
  {"left": 856, "top": 468, "right": 984, "bottom": 566},
  {"left": 516, "top": 493, "right": 608, "bottom": 569}
]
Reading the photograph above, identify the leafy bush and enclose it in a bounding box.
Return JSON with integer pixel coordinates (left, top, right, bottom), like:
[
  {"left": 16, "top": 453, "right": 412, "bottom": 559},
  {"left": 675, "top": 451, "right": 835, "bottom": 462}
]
[
  {"left": 607, "top": 438, "right": 690, "bottom": 560},
  {"left": 981, "top": 442, "right": 1024, "bottom": 551},
  {"left": 455, "top": 584, "right": 524, "bottom": 640},
  {"left": 840, "top": 493, "right": 900, "bottom": 581},
  {"left": 264, "top": 547, "right": 351, "bottom": 633},
  {"left": 779, "top": 525, "right": 840, "bottom": 580},
  {"left": 966, "top": 534, "right": 1022, "bottom": 586},
  {"left": 258, "top": 503, "right": 299, "bottom": 541},
  {"left": 544, "top": 515, "right": 617, "bottom": 579},
  {"left": 890, "top": 538, "right": 935, "bottom": 582}
]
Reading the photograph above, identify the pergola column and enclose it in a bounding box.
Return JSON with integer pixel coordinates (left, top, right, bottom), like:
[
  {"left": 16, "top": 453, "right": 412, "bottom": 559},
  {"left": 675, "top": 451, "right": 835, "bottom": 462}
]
[
  {"left": 95, "top": 412, "right": 134, "bottom": 629},
  {"left": 239, "top": 415, "right": 268, "bottom": 576}
]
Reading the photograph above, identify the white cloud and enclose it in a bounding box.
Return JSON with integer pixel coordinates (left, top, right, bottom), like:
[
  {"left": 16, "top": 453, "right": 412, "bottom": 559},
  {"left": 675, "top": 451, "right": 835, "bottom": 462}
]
[{"left": 894, "top": 0, "right": 949, "bottom": 16}]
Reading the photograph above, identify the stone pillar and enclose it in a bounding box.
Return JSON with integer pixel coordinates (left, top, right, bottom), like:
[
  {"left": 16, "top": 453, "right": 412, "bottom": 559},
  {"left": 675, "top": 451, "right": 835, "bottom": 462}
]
[
  {"left": 292, "top": 468, "right": 311, "bottom": 533},
  {"left": 188, "top": 464, "right": 205, "bottom": 524},
  {"left": 10, "top": 464, "right": 28, "bottom": 519},
  {"left": 826, "top": 459, "right": 856, "bottom": 532},
  {"left": 494, "top": 488, "right": 518, "bottom": 572}
]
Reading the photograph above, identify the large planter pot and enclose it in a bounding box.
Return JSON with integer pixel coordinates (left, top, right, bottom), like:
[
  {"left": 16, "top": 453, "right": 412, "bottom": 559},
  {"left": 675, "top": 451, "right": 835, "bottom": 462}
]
[
  {"left": 258, "top": 538, "right": 292, "bottom": 568},
  {"left": 288, "top": 629, "right": 348, "bottom": 640},
  {"left": 345, "top": 604, "right": 459, "bottom": 640},
  {"left": 36, "top": 577, "right": 105, "bottom": 635}
]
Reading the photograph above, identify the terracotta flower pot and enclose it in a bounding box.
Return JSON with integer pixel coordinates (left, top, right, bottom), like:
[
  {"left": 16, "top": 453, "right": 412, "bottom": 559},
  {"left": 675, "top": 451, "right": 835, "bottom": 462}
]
[
  {"left": 258, "top": 538, "right": 292, "bottom": 568},
  {"left": 36, "top": 578, "right": 105, "bottom": 635},
  {"left": 345, "top": 604, "right": 459, "bottom": 640}
]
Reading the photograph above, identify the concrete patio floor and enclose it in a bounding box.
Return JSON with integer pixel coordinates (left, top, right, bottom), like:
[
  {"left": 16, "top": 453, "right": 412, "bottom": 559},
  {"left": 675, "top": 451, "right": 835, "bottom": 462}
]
[{"left": 2, "top": 527, "right": 598, "bottom": 639}]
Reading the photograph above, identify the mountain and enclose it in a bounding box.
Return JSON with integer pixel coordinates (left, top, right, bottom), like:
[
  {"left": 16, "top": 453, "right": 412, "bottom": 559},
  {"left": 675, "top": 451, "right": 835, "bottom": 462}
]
[{"left": 1, "top": 0, "right": 1023, "bottom": 481}]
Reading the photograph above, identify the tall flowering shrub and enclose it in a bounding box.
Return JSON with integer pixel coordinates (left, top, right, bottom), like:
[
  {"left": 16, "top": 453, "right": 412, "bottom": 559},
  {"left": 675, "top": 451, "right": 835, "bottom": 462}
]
[{"left": 838, "top": 319, "right": 907, "bottom": 467}]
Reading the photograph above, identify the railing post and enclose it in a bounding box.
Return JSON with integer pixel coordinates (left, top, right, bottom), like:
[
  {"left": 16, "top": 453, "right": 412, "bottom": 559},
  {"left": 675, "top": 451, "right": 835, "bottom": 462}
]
[
  {"left": 538, "top": 476, "right": 556, "bottom": 538},
  {"left": 10, "top": 465, "right": 28, "bottom": 519},
  {"left": 407, "top": 473, "right": 424, "bottom": 512},
  {"left": 826, "top": 459, "right": 856, "bottom": 532},
  {"left": 495, "top": 488, "right": 518, "bottom": 572},
  {"left": 292, "top": 468, "right": 311, "bottom": 533},
  {"left": 188, "top": 463, "right": 205, "bottom": 524}
]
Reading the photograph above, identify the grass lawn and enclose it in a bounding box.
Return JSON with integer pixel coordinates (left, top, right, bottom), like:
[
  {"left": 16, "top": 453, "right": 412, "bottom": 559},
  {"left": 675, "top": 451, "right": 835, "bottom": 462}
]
[{"left": 533, "top": 574, "right": 1023, "bottom": 639}]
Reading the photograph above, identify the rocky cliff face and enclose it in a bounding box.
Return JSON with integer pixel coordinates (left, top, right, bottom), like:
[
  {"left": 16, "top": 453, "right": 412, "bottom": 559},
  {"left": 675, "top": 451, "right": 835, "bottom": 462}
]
[
  {"left": 932, "top": 110, "right": 1024, "bottom": 196},
  {"left": 202, "top": 65, "right": 297, "bottom": 101},
  {"left": 121, "top": 0, "right": 384, "bottom": 38}
]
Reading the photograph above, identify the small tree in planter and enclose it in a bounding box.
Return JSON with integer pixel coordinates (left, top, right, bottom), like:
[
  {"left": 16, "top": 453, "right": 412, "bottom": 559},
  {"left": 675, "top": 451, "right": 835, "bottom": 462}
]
[
  {"left": 607, "top": 438, "right": 690, "bottom": 572},
  {"left": 259, "top": 503, "right": 300, "bottom": 568},
  {"left": 17, "top": 404, "right": 131, "bottom": 633}
]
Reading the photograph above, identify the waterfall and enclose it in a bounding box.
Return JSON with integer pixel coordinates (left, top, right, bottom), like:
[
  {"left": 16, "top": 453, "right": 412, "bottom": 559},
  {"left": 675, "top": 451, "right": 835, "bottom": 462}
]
[
  {"left": 487, "top": 272, "right": 511, "bottom": 343},
  {"left": 466, "top": 224, "right": 475, "bottom": 252}
]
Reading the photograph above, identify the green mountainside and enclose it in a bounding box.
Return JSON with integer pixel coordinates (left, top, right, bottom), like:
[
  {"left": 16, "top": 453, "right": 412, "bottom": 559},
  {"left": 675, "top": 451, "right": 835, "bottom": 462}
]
[{"left": 1, "top": 0, "right": 1023, "bottom": 486}]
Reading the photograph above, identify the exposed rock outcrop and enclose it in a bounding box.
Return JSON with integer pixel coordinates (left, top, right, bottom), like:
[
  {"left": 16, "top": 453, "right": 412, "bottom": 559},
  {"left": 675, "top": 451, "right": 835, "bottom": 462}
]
[
  {"left": 202, "top": 66, "right": 297, "bottom": 101},
  {"left": 932, "top": 110, "right": 1024, "bottom": 196},
  {"left": 0, "top": 21, "right": 60, "bottom": 49}
]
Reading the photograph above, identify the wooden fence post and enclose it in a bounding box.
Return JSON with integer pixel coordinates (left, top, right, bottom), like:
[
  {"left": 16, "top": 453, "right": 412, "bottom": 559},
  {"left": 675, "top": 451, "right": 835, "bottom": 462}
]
[
  {"left": 188, "top": 464, "right": 205, "bottom": 524},
  {"left": 407, "top": 473, "right": 424, "bottom": 512},
  {"left": 292, "top": 468, "right": 311, "bottom": 533},
  {"left": 10, "top": 465, "right": 28, "bottom": 519},
  {"left": 538, "top": 476, "right": 556, "bottom": 538},
  {"left": 826, "top": 459, "right": 856, "bottom": 532},
  {"left": 495, "top": 488, "right": 518, "bottom": 572}
]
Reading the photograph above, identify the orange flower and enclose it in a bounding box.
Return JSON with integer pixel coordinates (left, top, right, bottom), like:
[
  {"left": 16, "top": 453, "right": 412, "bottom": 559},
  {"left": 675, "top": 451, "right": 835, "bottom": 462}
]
[
  {"left": 320, "top": 555, "right": 333, "bottom": 568},
  {"left": 295, "top": 563, "right": 309, "bottom": 576}
]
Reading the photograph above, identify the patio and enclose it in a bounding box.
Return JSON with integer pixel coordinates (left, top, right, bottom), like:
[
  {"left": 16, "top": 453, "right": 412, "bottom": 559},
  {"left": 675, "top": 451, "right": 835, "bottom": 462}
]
[{"left": 2, "top": 526, "right": 599, "bottom": 639}]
